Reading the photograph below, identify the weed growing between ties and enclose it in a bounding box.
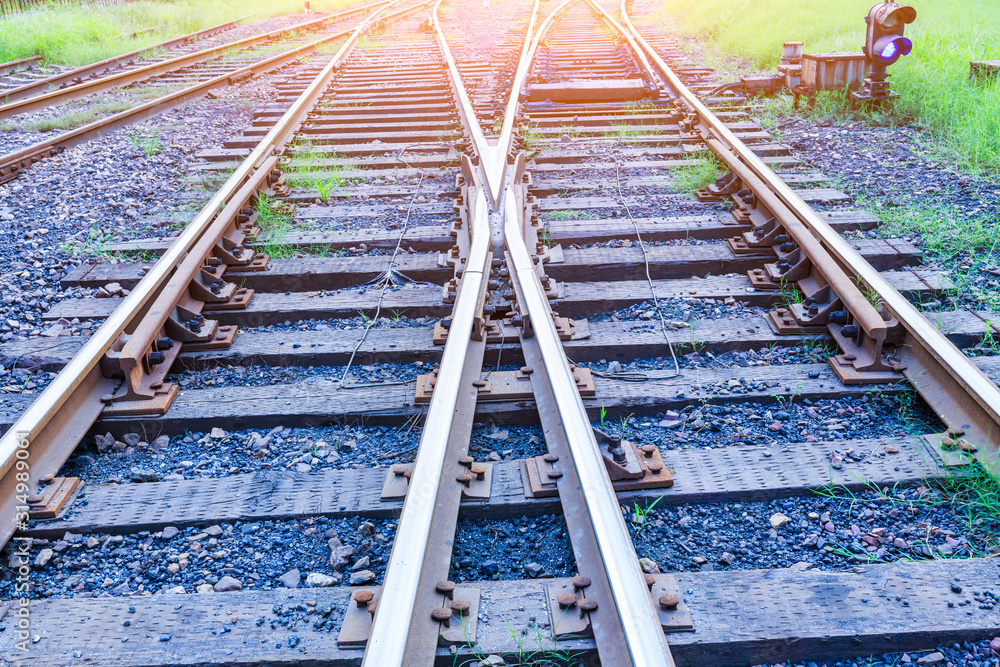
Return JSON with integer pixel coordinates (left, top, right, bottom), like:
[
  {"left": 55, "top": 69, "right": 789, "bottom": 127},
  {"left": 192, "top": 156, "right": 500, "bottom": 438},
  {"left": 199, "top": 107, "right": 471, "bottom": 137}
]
[
  {"left": 285, "top": 142, "right": 350, "bottom": 201},
  {"left": 650, "top": 0, "right": 1000, "bottom": 173},
  {"left": 814, "top": 458, "right": 1000, "bottom": 562},
  {"left": 254, "top": 194, "right": 296, "bottom": 260},
  {"left": 670, "top": 152, "right": 722, "bottom": 194},
  {"left": 453, "top": 618, "right": 587, "bottom": 667}
]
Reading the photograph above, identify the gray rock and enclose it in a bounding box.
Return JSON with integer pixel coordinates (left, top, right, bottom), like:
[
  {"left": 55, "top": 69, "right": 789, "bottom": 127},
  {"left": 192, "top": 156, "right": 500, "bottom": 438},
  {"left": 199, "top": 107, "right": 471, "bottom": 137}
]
[
  {"left": 349, "top": 570, "right": 375, "bottom": 586},
  {"left": 152, "top": 435, "right": 170, "bottom": 450},
  {"left": 351, "top": 556, "right": 370, "bottom": 571},
  {"left": 328, "top": 536, "right": 355, "bottom": 569},
  {"left": 916, "top": 652, "right": 945, "bottom": 666},
  {"left": 278, "top": 569, "right": 301, "bottom": 589},
  {"left": 161, "top": 526, "right": 179, "bottom": 540},
  {"left": 305, "top": 572, "right": 337, "bottom": 587},
  {"left": 213, "top": 576, "right": 242, "bottom": 592},
  {"left": 524, "top": 562, "right": 544, "bottom": 578},
  {"left": 129, "top": 467, "right": 158, "bottom": 482},
  {"left": 34, "top": 548, "right": 53, "bottom": 568}
]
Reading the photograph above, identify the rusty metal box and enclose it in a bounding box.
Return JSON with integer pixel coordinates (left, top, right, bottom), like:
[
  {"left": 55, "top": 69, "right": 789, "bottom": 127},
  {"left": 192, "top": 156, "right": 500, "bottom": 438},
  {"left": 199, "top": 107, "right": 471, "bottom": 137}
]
[{"left": 801, "top": 52, "right": 869, "bottom": 91}]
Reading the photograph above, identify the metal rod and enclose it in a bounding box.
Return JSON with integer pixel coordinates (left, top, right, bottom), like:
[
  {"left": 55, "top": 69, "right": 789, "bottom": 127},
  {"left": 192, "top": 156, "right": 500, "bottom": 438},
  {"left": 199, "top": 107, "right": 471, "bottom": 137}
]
[
  {"left": 362, "top": 177, "right": 491, "bottom": 665},
  {"left": 504, "top": 190, "right": 675, "bottom": 666}
]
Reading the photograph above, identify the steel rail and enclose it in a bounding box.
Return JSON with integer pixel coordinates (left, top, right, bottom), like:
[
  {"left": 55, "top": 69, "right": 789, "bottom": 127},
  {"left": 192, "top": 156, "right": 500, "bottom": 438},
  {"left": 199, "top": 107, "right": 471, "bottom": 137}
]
[
  {"left": 0, "top": 17, "right": 245, "bottom": 105},
  {"left": 491, "top": 0, "right": 675, "bottom": 662},
  {"left": 0, "top": 54, "right": 42, "bottom": 77},
  {"left": 0, "top": 3, "right": 383, "bottom": 119},
  {"left": 361, "top": 170, "right": 491, "bottom": 666},
  {"left": 360, "top": 3, "right": 494, "bottom": 663},
  {"left": 0, "top": 0, "right": 425, "bottom": 549},
  {"left": 619, "top": 0, "right": 1000, "bottom": 456},
  {"left": 480, "top": 0, "right": 560, "bottom": 202},
  {"left": 503, "top": 188, "right": 675, "bottom": 666},
  {"left": 0, "top": 4, "right": 391, "bottom": 185}
]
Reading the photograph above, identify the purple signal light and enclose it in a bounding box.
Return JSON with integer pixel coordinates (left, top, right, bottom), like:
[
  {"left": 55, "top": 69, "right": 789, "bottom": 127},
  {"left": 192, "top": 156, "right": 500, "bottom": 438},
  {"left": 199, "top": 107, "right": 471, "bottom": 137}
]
[
  {"left": 872, "top": 35, "right": 913, "bottom": 65},
  {"left": 879, "top": 41, "right": 899, "bottom": 60}
]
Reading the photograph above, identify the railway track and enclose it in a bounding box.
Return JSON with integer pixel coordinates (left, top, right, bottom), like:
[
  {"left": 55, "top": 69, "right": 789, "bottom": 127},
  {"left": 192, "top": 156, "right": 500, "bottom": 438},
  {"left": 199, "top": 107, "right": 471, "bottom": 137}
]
[
  {"left": 0, "top": 1, "right": 387, "bottom": 183},
  {"left": 1, "top": 0, "right": 1000, "bottom": 665}
]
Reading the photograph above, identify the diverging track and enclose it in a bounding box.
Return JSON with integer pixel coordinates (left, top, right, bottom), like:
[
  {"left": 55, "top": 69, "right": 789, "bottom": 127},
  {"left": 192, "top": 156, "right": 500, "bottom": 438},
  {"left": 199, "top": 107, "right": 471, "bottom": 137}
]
[{"left": 1, "top": 0, "right": 1000, "bottom": 665}]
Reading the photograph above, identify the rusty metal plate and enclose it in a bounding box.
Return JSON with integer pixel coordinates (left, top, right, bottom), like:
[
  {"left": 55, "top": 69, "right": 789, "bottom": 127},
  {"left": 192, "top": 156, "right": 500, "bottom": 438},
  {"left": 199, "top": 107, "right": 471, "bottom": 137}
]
[
  {"left": 223, "top": 252, "right": 270, "bottom": 272},
  {"left": 545, "top": 580, "right": 594, "bottom": 637},
  {"left": 337, "top": 589, "right": 378, "bottom": 648},
  {"left": 768, "top": 308, "right": 828, "bottom": 335},
  {"left": 202, "top": 287, "right": 255, "bottom": 311},
  {"left": 522, "top": 440, "right": 673, "bottom": 498},
  {"left": 381, "top": 463, "right": 492, "bottom": 500},
  {"left": 829, "top": 354, "right": 901, "bottom": 385},
  {"left": 101, "top": 383, "right": 178, "bottom": 417},
  {"left": 747, "top": 268, "right": 779, "bottom": 290},
  {"left": 28, "top": 477, "right": 83, "bottom": 521},
  {"left": 649, "top": 574, "right": 695, "bottom": 633},
  {"left": 182, "top": 324, "right": 239, "bottom": 351},
  {"left": 438, "top": 586, "right": 480, "bottom": 645}
]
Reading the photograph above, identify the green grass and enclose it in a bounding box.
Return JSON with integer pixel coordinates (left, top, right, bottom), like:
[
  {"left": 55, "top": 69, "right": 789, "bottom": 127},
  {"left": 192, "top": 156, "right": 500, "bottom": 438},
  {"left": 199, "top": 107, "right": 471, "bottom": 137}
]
[
  {"left": 814, "top": 460, "right": 1000, "bottom": 559},
  {"left": 865, "top": 197, "right": 1000, "bottom": 312},
  {"left": 16, "top": 100, "right": 134, "bottom": 131},
  {"left": 254, "top": 194, "right": 296, "bottom": 259},
  {"left": 670, "top": 152, "right": 722, "bottom": 193},
  {"left": 653, "top": 0, "right": 1000, "bottom": 172},
  {"left": 0, "top": 0, "right": 359, "bottom": 67},
  {"left": 285, "top": 142, "right": 350, "bottom": 201}
]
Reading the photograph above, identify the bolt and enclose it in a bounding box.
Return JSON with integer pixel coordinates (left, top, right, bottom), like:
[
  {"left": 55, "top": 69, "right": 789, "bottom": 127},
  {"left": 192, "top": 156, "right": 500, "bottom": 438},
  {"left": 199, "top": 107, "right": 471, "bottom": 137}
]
[
  {"left": 451, "top": 599, "right": 471, "bottom": 614},
  {"left": 557, "top": 594, "right": 577, "bottom": 609},
  {"left": 610, "top": 447, "right": 627, "bottom": 464},
  {"left": 543, "top": 453, "right": 559, "bottom": 463},
  {"left": 647, "top": 461, "right": 664, "bottom": 474},
  {"left": 431, "top": 607, "right": 452, "bottom": 625},
  {"left": 658, "top": 594, "right": 679, "bottom": 610},
  {"left": 148, "top": 352, "right": 166, "bottom": 366},
  {"left": 546, "top": 470, "right": 563, "bottom": 480},
  {"left": 841, "top": 324, "right": 859, "bottom": 337},
  {"left": 392, "top": 465, "right": 410, "bottom": 477},
  {"left": 572, "top": 575, "right": 591, "bottom": 590},
  {"left": 155, "top": 337, "right": 174, "bottom": 350},
  {"left": 578, "top": 598, "right": 598, "bottom": 613},
  {"left": 640, "top": 444, "right": 656, "bottom": 458},
  {"left": 441, "top": 318, "right": 452, "bottom": 328},
  {"left": 456, "top": 473, "right": 473, "bottom": 486},
  {"left": 435, "top": 581, "right": 456, "bottom": 598},
  {"left": 470, "top": 465, "right": 487, "bottom": 481},
  {"left": 644, "top": 574, "right": 655, "bottom": 590},
  {"left": 511, "top": 315, "right": 523, "bottom": 327},
  {"left": 367, "top": 602, "right": 377, "bottom": 617},
  {"left": 353, "top": 590, "right": 374, "bottom": 608},
  {"left": 458, "top": 456, "right": 473, "bottom": 466}
]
